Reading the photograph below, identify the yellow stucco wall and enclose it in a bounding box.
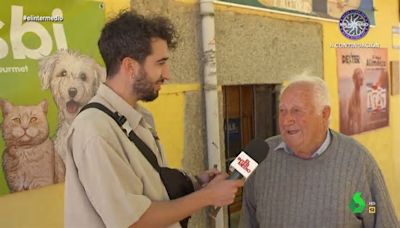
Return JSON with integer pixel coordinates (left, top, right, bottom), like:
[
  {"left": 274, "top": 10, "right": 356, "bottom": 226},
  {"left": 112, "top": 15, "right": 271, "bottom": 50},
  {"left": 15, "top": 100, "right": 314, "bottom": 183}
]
[
  {"left": 140, "top": 84, "right": 200, "bottom": 168},
  {"left": 0, "top": 184, "right": 64, "bottom": 227},
  {"left": 103, "top": 0, "right": 130, "bottom": 18}
]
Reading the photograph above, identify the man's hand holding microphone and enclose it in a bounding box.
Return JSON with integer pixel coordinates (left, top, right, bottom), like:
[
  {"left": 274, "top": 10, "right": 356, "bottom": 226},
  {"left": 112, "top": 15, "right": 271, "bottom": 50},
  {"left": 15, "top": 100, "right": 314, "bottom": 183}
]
[{"left": 191, "top": 138, "right": 269, "bottom": 214}]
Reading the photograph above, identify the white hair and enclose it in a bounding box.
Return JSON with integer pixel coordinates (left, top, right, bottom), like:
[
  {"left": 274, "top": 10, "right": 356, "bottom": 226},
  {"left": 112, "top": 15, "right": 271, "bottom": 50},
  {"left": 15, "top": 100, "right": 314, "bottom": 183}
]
[{"left": 280, "top": 74, "right": 330, "bottom": 113}]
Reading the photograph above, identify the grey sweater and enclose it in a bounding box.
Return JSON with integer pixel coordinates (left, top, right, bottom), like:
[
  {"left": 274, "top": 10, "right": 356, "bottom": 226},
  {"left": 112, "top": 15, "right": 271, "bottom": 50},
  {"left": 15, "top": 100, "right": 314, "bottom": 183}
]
[{"left": 239, "top": 131, "right": 399, "bottom": 228}]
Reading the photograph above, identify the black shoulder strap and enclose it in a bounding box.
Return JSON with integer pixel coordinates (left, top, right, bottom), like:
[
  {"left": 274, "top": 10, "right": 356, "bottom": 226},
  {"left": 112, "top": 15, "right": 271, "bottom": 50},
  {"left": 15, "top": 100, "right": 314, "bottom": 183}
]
[
  {"left": 80, "top": 103, "right": 127, "bottom": 126},
  {"left": 127, "top": 131, "right": 161, "bottom": 172},
  {"left": 80, "top": 102, "right": 161, "bottom": 172}
]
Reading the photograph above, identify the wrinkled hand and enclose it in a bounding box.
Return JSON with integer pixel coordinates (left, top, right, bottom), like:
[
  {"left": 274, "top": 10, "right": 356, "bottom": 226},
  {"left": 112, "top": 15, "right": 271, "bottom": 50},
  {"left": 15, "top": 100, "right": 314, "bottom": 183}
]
[
  {"left": 202, "top": 173, "right": 244, "bottom": 207},
  {"left": 195, "top": 168, "right": 221, "bottom": 188}
]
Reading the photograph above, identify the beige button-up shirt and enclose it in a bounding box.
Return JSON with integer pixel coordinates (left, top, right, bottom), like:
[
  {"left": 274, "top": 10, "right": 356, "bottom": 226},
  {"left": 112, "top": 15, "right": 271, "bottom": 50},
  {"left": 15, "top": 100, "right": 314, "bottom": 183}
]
[{"left": 64, "top": 84, "right": 180, "bottom": 228}]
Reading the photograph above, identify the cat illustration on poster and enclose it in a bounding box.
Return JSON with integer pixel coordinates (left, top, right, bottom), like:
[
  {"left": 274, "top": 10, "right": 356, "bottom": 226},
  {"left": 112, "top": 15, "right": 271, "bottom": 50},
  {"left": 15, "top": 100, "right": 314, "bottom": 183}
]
[{"left": 0, "top": 99, "right": 64, "bottom": 192}]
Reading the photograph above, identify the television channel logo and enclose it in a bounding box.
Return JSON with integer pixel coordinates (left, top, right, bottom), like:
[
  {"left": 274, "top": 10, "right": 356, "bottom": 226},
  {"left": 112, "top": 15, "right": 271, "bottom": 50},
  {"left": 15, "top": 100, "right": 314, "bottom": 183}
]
[
  {"left": 339, "top": 9, "right": 370, "bottom": 40},
  {"left": 349, "top": 192, "right": 376, "bottom": 214}
]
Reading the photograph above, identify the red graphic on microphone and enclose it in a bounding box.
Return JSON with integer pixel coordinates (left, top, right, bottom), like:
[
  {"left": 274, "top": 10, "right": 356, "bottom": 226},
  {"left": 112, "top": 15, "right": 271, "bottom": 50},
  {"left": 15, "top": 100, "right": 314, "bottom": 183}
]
[{"left": 237, "top": 157, "right": 252, "bottom": 173}]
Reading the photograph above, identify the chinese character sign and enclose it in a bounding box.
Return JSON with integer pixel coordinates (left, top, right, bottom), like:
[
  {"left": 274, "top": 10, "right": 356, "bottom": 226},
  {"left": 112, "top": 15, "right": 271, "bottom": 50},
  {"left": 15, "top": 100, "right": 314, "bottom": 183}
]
[{"left": 337, "top": 48, "right": 389, "bottom": 135}]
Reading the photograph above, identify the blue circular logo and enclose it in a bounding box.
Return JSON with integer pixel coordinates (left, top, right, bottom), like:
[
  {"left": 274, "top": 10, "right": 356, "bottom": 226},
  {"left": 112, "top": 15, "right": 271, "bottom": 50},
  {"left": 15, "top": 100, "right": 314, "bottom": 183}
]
[{"left": 339, "top": 10, "right": 370, "bottom": 40}]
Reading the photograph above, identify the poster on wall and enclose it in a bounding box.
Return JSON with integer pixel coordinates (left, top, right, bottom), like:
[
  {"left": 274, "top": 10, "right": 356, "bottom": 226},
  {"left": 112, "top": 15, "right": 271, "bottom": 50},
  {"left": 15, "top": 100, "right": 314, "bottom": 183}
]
[
  {"left": 224, "top": 118, "right": 242, "bottom": 159},
  {"left": 337, "top": 48, "right": 389, "bottom": 135},
  {"left": 0, "top": 0, "right": 105, "bottom": 195},
  {"left": 217, "top": 0, "right": 376, "bottom": 24}
]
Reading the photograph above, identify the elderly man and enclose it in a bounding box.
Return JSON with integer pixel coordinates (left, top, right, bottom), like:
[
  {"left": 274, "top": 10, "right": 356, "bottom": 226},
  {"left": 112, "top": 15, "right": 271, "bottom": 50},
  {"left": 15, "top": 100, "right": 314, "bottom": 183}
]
[{"left": 239, "top": 75, "right": 399, "bottom": 227}]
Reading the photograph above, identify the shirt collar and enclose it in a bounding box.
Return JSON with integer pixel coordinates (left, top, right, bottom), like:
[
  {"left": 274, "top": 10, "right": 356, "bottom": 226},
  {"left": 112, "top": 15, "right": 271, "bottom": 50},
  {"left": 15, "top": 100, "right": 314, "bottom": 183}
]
[
  {"left": 274, "top": 129, "right": 332, "bottom": 158},
  {"left": 96, "top": 83, "right": 143, "bottom": 130}
]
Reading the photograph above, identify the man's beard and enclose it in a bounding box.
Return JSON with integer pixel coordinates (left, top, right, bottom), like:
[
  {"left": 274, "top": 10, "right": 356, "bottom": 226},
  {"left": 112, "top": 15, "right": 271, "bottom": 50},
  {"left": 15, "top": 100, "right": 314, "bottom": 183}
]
[{"left": 133, "top": 68, "right": 162, "bottom": 102}]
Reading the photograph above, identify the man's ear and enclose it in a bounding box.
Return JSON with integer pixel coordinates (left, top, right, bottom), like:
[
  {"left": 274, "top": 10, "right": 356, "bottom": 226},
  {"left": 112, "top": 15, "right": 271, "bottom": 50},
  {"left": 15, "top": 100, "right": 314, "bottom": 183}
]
[
  {"left": 120, "top": 57, "right": 140, "bottom": 79},
  {"left": 322, "top": 106, "right": 331, "bottom": 121}
]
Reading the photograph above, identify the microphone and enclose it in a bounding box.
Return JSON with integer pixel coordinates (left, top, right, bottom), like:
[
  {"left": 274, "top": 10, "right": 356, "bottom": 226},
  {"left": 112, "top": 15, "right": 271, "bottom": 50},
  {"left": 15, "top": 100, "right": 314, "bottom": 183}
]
[{"left": 209, "top": 138, "right": 270, "bottom": 218}]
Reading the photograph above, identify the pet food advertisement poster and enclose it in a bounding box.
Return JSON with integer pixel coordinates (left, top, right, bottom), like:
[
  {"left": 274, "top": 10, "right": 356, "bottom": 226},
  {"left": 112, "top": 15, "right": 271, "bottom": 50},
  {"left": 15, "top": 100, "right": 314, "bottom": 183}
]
[
  {"left": 337, "top": 48, "right": 389, "bottom": 136},
  {"left": 0, "top": 0, "right": 105, "bottom": 195},
  {"left": 217, "top": 0, "right": 375, "bottom": 24}
]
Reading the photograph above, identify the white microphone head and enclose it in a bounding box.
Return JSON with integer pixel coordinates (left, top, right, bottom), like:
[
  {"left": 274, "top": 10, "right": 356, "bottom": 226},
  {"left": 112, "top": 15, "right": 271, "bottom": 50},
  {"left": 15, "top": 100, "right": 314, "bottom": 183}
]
[{"left": 229, "top": 138, "right": 269, "bottom": 178}]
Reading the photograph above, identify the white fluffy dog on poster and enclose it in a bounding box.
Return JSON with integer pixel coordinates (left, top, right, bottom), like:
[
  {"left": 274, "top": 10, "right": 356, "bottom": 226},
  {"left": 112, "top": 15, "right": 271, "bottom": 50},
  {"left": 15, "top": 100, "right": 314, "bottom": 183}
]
[{"left": 38, "top": 49, "right": 105, "bottom": 179}]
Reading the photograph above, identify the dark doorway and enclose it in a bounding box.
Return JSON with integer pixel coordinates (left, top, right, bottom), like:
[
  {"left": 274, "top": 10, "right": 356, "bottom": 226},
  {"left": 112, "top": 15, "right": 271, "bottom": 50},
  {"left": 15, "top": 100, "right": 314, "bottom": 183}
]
[{"left": 222, "top": 84, "right": 280, "bottom": 227}]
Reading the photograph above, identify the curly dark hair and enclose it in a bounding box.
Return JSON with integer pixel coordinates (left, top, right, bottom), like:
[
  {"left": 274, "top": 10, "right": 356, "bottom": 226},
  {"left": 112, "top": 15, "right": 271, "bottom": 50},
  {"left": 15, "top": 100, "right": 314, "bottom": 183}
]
[{"left": 98, "top": 10, "right": 178, "bottom": 77}]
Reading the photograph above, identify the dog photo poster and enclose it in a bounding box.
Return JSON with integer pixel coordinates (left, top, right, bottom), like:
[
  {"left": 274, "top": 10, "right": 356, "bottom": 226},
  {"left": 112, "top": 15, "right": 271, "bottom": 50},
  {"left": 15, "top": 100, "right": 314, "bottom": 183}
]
[
  {"left": 337, "top": 48, "right": 389, "bottom": 135},
  {"left": 0, "top": 0, "right": 105, "bottom": 195}
]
